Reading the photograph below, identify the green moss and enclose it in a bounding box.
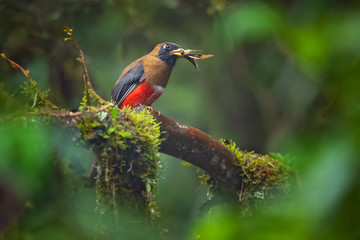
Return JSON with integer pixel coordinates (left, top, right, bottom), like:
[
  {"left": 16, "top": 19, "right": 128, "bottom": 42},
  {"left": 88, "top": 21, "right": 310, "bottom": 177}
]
[
  {"left": 181, "top": 161, "right": 192, "bottom": 167},
  {"left": 197, "top": 167, "right": 211, "bottom": 186},
  {"left": 76, "top": 105, "right": 163, "bottom": 222},
  {"left": 20, "top": 77, "right": 51, "bottom": 107},
  {"left": 76, "top": 116, "right": 101, "bottom": 140},
  {"left": 220, "top": 139, "right": 291, "bottom": 207}
]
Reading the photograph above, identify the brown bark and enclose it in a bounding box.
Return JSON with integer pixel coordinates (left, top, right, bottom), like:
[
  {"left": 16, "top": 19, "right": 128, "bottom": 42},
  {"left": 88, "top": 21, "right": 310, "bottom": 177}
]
[{"left": 152, "top": 112, "right": 242, "bottom": 193}]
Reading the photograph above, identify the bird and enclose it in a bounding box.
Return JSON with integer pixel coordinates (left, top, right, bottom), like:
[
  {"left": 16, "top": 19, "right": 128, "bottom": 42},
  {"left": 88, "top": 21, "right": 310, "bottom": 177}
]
[{"left": 111, "top": 42, "right": 196, "bottom": 109}]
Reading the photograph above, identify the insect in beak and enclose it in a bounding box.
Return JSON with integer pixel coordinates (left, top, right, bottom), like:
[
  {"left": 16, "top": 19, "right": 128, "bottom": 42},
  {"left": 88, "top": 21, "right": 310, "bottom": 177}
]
[{"left": 170, "top": 48, "right": 214, "bottom": 69}]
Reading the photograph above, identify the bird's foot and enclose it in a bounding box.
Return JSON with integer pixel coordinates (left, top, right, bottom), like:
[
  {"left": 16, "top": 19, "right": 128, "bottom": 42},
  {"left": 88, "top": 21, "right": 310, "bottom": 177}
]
[
  {"left": 145, "top": 106, "right": 153, "bottom": 111},
  {"left": 145, "top": 106, "right": 160, "bottom": 116}
]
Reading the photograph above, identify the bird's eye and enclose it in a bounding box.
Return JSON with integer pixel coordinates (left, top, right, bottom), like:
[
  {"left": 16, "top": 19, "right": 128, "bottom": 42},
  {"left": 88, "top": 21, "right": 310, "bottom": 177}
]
[{"left": 163, "top": 44, "right": 170, "bottom": 49}]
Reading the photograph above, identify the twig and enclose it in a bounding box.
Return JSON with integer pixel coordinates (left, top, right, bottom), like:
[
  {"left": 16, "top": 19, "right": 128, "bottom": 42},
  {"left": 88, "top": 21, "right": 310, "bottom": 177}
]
[
  {"left": 88, "top": 157, "right": 97, "bottom": 178},
  {"left": 112, "top": 183, "right": 118, "bottom": 226},
  {"left": 36, "top": 102, "right": 112, "bottom": 119},
  {"left": 1, "top": 53, "right": 59, "bottom": 110},
  {"left": 64, "top": 27, "right": 106, "bottom": 106}
]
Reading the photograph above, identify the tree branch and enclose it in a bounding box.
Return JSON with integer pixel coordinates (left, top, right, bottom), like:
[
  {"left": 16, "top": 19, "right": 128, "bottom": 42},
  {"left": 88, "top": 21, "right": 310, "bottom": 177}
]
[{"left": 149, "top": 111, "right": 242, "bottom": 193}]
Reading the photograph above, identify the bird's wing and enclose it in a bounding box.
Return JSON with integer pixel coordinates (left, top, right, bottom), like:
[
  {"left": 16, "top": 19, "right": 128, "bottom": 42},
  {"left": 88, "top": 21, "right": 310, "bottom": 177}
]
[{"left": 111, "top": 61, "right": 145, "bottom": 106}]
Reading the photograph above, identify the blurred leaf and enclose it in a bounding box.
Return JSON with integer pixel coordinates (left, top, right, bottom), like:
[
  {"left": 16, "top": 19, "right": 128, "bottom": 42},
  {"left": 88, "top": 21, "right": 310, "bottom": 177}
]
[
  {"left": 119, "top": 131, "right": 131, "bottom": 137},
  {"left": 0, "top": 121, "right": 53, "bottom": 198},
  {"left": 301, "top": 139, "right": 356, "bottom": 218},
  {"left": 326, "top": 13, "right": 360, "bottom": 54},
  {"left": 286, "top": 26, "right": 328, "bottom": 78},
  {"left": 222, "top": 2, "right": 282, "bottom": 47},
  {"left": 270, "top": 152, "right": 291, "bottom": 164}
]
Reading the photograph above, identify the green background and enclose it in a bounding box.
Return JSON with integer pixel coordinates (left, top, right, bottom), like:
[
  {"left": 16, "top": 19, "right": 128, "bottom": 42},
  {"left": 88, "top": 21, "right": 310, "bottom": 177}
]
[{"left": 1, "top": 0, "right": 359, "bottom": 239}]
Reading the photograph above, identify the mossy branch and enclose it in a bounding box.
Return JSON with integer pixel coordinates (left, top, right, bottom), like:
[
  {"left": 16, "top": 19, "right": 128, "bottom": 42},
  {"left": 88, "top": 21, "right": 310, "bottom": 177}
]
[
  {"left": 1, "top": 30, "right": 291, "bottom": 221},
  {"left": 148, "top": 109, "right": 290, "bottom": 202},
  {"left": 1, "top": 50, "right": 290, "bottom": 198}
]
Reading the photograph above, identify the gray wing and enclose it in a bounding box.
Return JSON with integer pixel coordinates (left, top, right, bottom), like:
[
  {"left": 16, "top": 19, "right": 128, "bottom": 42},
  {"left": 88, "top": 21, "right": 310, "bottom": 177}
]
[{"left": 111, "top": 62, "right": 145, "bottom": 106}]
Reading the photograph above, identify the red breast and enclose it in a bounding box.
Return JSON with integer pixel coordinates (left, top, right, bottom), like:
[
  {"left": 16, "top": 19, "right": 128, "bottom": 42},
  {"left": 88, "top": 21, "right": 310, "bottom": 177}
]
[{"left": 119, "top": 81, "right": 164, "bottom": 108}]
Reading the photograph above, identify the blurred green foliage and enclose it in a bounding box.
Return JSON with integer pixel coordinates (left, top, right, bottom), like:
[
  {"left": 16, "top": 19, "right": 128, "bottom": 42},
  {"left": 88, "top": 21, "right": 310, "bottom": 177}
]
[{"left": 1, "top": 0, "right": 360, "bottom": 239}]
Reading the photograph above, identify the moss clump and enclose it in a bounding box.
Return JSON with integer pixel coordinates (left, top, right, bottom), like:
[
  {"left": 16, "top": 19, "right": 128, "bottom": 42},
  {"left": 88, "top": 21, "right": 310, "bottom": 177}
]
[
  {"left": 220, "top": 139, "right": 290, "bottom": 211},
  {"left": 76, "top": 105, "right": 163, "bottom": 223}
]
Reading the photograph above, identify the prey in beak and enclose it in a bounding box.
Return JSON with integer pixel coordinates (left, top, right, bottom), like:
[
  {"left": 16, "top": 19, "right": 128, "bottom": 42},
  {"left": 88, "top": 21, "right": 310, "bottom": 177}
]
[{"left": 170, "top": 48, "right": 214, "bottom": 69}]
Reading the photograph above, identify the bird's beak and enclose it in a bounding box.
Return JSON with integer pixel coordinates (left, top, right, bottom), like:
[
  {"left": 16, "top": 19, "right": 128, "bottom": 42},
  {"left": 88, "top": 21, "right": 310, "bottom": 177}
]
[
  {"left": 170, "top": 48, "right": 199, "bottom": 69},
  {"left": 170, "top": 48, "right": 185, "bottom": 57}
]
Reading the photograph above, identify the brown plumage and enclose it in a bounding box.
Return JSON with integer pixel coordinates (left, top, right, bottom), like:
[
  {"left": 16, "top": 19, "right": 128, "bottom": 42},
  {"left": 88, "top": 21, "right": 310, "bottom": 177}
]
[
  {"left": 111, "top": 42, "right": 213, "bottom": 109},
  {"left": 111, "top": 43, "right": 180, "bottom": 108}
]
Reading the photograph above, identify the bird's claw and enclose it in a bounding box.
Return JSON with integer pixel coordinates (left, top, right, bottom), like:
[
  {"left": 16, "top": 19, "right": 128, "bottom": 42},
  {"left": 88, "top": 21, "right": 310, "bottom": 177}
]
[
  {"left": 145, "top": 106, "right": 153, "bottom": 111},
  {"left": 145, "top": 106, "right": 160, "bottom": 116}
]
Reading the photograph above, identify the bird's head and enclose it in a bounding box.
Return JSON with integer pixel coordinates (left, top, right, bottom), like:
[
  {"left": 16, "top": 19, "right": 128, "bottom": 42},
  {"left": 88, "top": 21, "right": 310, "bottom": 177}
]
[
  {"left": 155, "top": 42, "right": 198, "bottom": 69},
  {"left": 156, "top": 42, "right": 180, "bottom": 67}
]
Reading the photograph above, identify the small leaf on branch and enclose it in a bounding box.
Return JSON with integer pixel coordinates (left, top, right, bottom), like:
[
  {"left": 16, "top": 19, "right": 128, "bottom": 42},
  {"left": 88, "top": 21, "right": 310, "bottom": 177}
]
[
  {"left": 2, "top": 53, "right": 58, "bottom": 109},
  {"left": 63, "top": 26, "right": 73, "bottom": 36},
  {"left": 112, "top": 106, "right": 119, "bottom": 120},
  {"left": 31, "top": 92, "right": 38, "bottom": 109},
  {"left": 119, "top": 131, "right": 131, "bottom": 138},
  {"left": 64, "top": 27, "right": 74, "bottom": 41}
]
